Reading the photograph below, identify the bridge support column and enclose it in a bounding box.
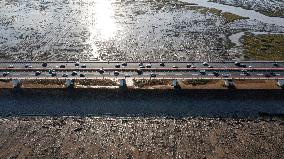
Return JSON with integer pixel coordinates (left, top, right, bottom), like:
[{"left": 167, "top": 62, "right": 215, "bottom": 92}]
[
  {"left": 277, "top": 80, "right": 284, "bottom": 88},
  {"left": 65, "top": 79, "right": 74, "bottom": 88},
  {"left": 224, "top": 79, "right": 235, "bottom": 88},
  {"left": 173, "top": 79, "right": 181, "bottom": 89},
  {"left": 12, "top": 79, "right": 22, "bottom": 89},
  {"left": 119, "top": 79, "right": 127, "bottom": 88}
]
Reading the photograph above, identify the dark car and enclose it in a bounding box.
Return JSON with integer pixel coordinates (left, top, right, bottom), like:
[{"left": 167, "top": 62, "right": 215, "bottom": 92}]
[
  {"left": 234, "top": 61, "right": 241, "bottom": 66},
  {"left": 71, "top": 71, "right": 77, "bottom": 76},
  {"left": 35, "top": 71, "right": 41, "bottom": 76},
  {"left": 75, "top": 62, "right": 80, "bottom": 66},
  {"left": 115, "top": 64, "right": 121, "bottom": 68},
  {"left": 186, "top": 64, "right": 191, "bottom": 68},
  {"left": 270, "top": 72, "right": 277, "bottom": 76},
  {"left": 80, "top": 74, "right": 85, "bottom": 77},
  {"left": 62, "top": 73, "right": 68, "bottom": 77},
  {"left": 146, "top": 64, "right": 152, "bottom": 68},
  {"left": 265, "top": 73, "right": 271, "bottom": 77},
  {"left": 60, "top": 65, "right": 66, "bottom": 68},
  {"left": 114, "top": 71, "right": 119, "bottom": 76},
  {"left": 160, "top": 62, "right": 165, "bottom": 67},
  {"left": 51, "top": 72, "right": 57, "bottom": 77},
  {"left": 98, "top": 69, "right": 104, "bottom": 74},
  {"left": 136, "top": 69, "right": 143, "bottom": 75},
  {"left": 213, "top": 71, "right": 219, "bottom": 77},
  {"left": 200, "top": 70, "right": 206, "bottom": 75},
  {"left": 42, "top": 62, "right": 48, "bottom": 67},
  {"left": 122, "top": 62, "right": 127, "bottom": 67},
  {"left": 273, "top": 63, "right": 279, "bottom": 67},
  {"left": 81, "top": 64, "right": 87, "bottom": 68},
  {"left": 3, "top": 72, "right": 9, "bottom": 77},
  {"left": 150, "top": 73, "right": 156, "bottom": 77}
]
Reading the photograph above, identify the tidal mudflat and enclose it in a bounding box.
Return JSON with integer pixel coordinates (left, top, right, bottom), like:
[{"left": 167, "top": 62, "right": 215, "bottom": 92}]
[{"left": 0, "top": 0, "right": 283, "bottom": 61}]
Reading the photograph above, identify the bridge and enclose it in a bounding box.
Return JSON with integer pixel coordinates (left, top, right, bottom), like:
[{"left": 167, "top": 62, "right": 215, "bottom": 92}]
[{"left": 1, "top": 61, "right": 284, "bottom": 80}]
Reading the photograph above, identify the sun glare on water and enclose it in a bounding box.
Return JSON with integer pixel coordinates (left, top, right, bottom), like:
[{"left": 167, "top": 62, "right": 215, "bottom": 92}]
[{"left": 92, "top": 0, "right": 117, "bottom": 41}]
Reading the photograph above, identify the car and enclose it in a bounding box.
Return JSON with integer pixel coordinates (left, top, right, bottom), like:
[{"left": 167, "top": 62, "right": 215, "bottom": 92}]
[
  {"left": 213, "top": 71, "right": 219, "bottom": 77},
  {"left": 186, "top": 64, "right": 191, "bottom": 68},
  {"left": 75, "top": 62, "right": 80, "bottom": 66},
  {"left": 221, "top": 74, "right": 231, "bottom": 77},
  {"left": 98, "top": 69, "right": 104, "bottom": 74},
  {"left": 240, "top": 64, "right": 246, "bottom": 68},
  {"left": 60, "top": 65, "right": 65, "bottom": 68},
  {"left": 115, "top": 64, "right": 120, "bottom": 68},
  {"left": 55, "top": 66, "right": 59, "bottom": 68},
  {"left": 234, "top": 61, "right": 241, "bottom": 66},
  {"left": 240, "top": 72, "right": 250, "bottom": 76},
  {"left": 3, "top": 72, "right": 9, "bottom": 77},
  {"left": 264, "top": 73, "right": 271, "bottom": 77},
  {"left": 273, "top": 63, "right": 279, "bottom": 67},
  {"left": 79, "top": 74, "right": 85, "bottom": 77},
  {"left": 190, "top": 65, "right": 196, "bottom": 68},
  {"left": 139, "top": 62, "right": 144, "bottom": 66},
  {"left": 35, "top": 71, "right": 41, "bottom": 76},
  {"left": 71, "top": 71, "right": 77, "bottom": 76},
  {"left": 270, "top": 72, "right": 276, "bottom": 76},
  {"left": 114, "top": 71, "right": 119, "bottom": 76},
  {"left": 139, "top": 65, "right": 145, "bottom": 68},
  {"left": 146, "top": 64, "right": 152, "bottom": 68},
  {"left": 150, "top": 73, "right": 157, "bottom": 77},
  {"left": 62, "top": 73, "right": 68, "bottom": 77},
  {"left": 8, "top": 65, "right": 14, "bottom": 68},
  {"left": 25, "top": 64, "right": 30, "bottom": 68},
  {"left": 172, "top": 66, "right": 179, "bottom": 68},
  {"left": 49, "top": 69, "right": 56, "bottom": 74},
  {"left": 136, "top": 69, "right": 143, "bottom": 75},
  {"left": 200, "top": 70, "right": 206, "bottom": 75},
  {"left": 203, "top": 62, "right": 208, "bottom": 66},
  {"left": 81, "top": 64, "right": 87, "bottom": 68},
  {"left": 208, "top": 65, "right": 213, "bottom": 68},
  {"left": 42, "top": 62, "right": 47, "bottom": 67},
  {"left": 28, "top": 65, "right": 33, "bottom": 68},
  {"left": 160, "top": 62, "right": 165, "bottom": 67},
  {"left": 122, "top": 62, "right": 127, "bottom": 67},
  {"left": 51, "top": 72, "right": 57, "bottom": 77}
]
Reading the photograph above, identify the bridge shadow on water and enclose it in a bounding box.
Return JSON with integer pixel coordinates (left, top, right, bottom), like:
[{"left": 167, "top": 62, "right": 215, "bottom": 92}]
[{"left": 0, "top": 89, "right": 284, "bottom": 118}]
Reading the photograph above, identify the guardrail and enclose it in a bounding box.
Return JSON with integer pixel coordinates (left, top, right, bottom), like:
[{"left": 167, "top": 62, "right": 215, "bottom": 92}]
[
  {"left": 1, "top": 61, "right": 284, "bottom": 63},
  {"left": 1, "top": 76, "right": 284, "bottom": 80},
  {"left": 1, "top": 67, "right": 284, "bottom": 72}
]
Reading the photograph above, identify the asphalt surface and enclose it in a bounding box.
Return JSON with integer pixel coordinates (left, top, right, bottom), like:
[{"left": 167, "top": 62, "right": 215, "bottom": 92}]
[{"left": 1, "top": 61, "right": 284, "bottom": 80}]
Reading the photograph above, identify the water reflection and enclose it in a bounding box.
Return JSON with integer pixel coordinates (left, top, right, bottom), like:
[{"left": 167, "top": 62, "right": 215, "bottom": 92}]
[{"left": 92, "top": 0, "right": 117, "bottom": 41}]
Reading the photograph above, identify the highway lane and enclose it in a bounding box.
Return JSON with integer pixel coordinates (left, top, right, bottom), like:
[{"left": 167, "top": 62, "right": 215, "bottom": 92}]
[
  {"left": 1, "top": 61, "right": 284, "bottom": 69},
  {"left": 1, "top": 61, "right": 284, "bottom": 80},
  {"left": 1, "top": 70, "right": 283, "bottom": 80}
]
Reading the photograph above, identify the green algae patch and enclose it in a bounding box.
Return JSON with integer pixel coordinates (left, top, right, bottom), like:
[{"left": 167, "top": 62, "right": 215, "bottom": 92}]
[
  {"left": 243, "top": 34, "right": 284, "bottom": 60},
  {"left": 189, "top": 6, "right": 248, "bottom": 23}
]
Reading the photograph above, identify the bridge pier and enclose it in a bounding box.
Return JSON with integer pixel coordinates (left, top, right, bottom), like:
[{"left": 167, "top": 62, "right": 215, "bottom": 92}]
[
  {"left": 173, "top": 79, "right": 181, "bottom": 90},
  {"left": 277, "top": 80, "right": 284, "bottom": 88},
  {"left": 224, "top": 79, "right": 235, "bottom": 88},
  {"left": 65, "top": 79, "right": 75, "bottom": 88},
  {"left": 12, "top": 79, "right": 22, "bottom": 89},
  {"left": 119, "top": 79, "right": 127, "bottom": 88}
]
